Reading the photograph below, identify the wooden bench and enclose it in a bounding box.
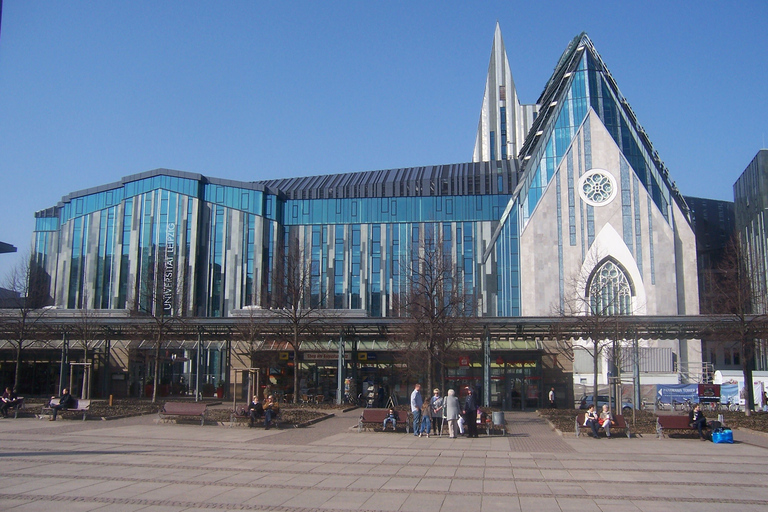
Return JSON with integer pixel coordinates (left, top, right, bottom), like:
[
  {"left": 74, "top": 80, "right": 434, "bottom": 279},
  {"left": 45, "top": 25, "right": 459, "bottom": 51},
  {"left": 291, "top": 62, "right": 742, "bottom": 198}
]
[
  {"left": 159, "top": 401, "right": 208, "bottom": 426},
  {"left": 358, "top": 408, "right": 409, "bottom": 433},
  {"left": 575, "top": 413, "right": 631, "bottom": 438},
  {"left": 40, "top": 398, "right": 90, "bottom": 421},
  {"left": 656, "top": 414, "right": 711, "bottom": 439}
]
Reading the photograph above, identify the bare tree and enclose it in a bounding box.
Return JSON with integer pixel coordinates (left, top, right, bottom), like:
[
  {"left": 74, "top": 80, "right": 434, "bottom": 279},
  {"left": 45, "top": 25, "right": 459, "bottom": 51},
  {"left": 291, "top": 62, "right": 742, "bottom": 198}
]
[
  {"left": 130, "top": 251, "right": 188, "bottom": 403},
  {"left": 560, "top": 251, "right": 638, "bottom": 408},
  {"left": 1, "top": 251, "right": 51, "bottom": 392},
  {"left": 231, "top": 305, "right": 272, "bottom": 400},
  {"left": 265, "top": 236, "right": 328, "bottom": 404},
  {"left": 707, "top": 235, "right": 768, "bottom": 416},
  {"left": 392, "top": 233, "right": 474, "bottom": 393},
  {"left": 68, "top": 292, "right": 100, "bottom": 399}
]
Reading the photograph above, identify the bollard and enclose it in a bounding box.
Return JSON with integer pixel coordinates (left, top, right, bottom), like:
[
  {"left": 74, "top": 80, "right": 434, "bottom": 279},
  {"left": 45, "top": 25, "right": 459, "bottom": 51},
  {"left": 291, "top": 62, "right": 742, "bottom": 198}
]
[{"left": 109, "top": 394, "right": 113, "bottom": 407}]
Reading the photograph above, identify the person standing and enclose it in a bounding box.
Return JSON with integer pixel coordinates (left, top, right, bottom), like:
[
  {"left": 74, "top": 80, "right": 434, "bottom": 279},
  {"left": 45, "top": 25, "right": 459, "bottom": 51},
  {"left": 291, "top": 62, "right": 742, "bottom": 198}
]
[
  {"left": 430, "top": 388, "right": 443, "bottom": 435},
  {"left": 444, "top": 389, "right": 460, "bottom": 438},
  {"left": 548, "top": 387, "right": 556, "bottom": 408},
  {"left": 419, "top": 401, "right": 431, "bottom": 437},
  {"left": 463, "top": 387, "right": 479, "bottom": 438},
  {"left": 410, "top": 383, "right": 423, "bottom": 436},
  {"left": 377, "top": 385, "right": 386, "bottom": 408}
]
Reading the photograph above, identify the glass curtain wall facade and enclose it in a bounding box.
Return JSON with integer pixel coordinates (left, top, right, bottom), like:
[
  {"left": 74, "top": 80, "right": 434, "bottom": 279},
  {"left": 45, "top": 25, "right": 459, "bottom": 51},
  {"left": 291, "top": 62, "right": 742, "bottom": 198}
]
[
  {"left": 34, "top": 163, "right": 521, "bottom": 319},
  {"left": 734, "top": 150, "right": 768, "bottom": 371}
]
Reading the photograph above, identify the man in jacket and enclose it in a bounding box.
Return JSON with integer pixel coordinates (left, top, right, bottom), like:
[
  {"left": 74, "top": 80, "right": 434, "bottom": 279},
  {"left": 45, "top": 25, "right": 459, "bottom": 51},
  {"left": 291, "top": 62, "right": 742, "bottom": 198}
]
[
  {"left": 463, "top": 387, "right": 479, "bottom": 438},
  {"left": 49, "top": 388, "right": 76, "bottom": 421},
  {"left": 410, "top": 383, "right": 423, "bottom": 436},
  {"left": 689, "top": 404, "right": 708, "bottom": 441}
]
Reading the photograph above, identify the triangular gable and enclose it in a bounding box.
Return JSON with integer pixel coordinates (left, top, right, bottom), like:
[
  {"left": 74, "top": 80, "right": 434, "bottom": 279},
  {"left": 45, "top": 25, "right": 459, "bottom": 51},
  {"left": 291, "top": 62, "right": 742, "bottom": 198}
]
[{"left": 485, "top": 32, "right": 690, "bottom": 263}]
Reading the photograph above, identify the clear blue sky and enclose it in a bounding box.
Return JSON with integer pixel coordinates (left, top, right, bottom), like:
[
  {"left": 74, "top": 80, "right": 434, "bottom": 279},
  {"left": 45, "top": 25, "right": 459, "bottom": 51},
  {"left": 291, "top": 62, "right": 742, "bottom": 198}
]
[{"left": 1, "top": 1, "right": 766, "bottom": 279}]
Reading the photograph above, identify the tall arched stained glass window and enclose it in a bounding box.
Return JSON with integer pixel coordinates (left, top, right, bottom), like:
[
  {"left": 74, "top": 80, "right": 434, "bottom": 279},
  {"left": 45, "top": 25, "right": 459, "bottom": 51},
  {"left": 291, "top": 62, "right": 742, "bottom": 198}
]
[{"left": 587, "top": 259, "right": 632, "bottom": 316}]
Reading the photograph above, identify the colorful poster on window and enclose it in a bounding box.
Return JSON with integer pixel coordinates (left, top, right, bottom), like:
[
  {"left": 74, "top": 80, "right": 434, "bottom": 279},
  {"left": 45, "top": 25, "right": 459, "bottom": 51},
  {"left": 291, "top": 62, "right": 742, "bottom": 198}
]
[{"left": 698, "top": 384, "right": 720, "bottom": 403}]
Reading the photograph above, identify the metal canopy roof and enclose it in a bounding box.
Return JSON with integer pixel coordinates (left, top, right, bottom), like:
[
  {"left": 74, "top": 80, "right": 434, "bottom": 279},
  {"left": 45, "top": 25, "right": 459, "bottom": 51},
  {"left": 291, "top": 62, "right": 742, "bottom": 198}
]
[{"left": 0, "top": 312, "right": 761, "bottom": 347}]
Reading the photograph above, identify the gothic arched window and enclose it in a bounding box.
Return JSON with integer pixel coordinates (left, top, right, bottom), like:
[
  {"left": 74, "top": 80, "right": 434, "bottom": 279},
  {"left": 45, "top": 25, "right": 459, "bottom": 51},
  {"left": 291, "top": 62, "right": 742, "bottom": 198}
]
[{"left": 587, "top": 259, "right": 632, "bottom": 316}]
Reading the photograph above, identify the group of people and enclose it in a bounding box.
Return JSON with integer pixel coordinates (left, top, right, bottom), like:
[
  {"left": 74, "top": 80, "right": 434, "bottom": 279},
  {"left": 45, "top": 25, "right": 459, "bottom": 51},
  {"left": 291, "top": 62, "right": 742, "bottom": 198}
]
[
  {"left": 396, "top": 383, "right": 480, "bottom": 438},
  {"left": 582, "top": 404, "right": 616, "bottom": 438},
  {"left": 246, "top": 394, "right": 279, "bottom": 429},
  {"left": 2, "top": 386, "right": 77, "bottom": 421},
  {"left": 584, "top": 401, "right": 711, "bottom": 440}
]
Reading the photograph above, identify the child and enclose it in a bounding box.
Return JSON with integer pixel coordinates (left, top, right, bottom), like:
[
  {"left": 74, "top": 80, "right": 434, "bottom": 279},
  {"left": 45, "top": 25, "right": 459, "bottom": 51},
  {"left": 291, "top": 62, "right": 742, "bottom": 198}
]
[
  {"left": 419, "top": 401, "right": 431, "bottom": 437},
  {"left": 382, "top": 408, "right": 398, "bottom": 431}
]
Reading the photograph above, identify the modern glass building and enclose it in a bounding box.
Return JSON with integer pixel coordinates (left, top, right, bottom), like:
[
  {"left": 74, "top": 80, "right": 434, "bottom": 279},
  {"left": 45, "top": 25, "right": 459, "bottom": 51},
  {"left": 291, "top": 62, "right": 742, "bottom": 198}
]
[
  {"left": 22, "top": 27, "right": 702, "bottom": 405},
  {"left": 732, "top": 150, "right": 768, "bottom": 373},
  {"left": 33, "top": 162, "right": 521, "bottom": 318}
]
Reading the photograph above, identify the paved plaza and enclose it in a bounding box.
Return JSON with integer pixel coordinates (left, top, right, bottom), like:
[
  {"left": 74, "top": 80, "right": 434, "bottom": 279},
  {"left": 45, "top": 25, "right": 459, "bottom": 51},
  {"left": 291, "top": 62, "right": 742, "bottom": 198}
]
[{"left": 1, "top": 408, "right": 767, "bottom": 511}]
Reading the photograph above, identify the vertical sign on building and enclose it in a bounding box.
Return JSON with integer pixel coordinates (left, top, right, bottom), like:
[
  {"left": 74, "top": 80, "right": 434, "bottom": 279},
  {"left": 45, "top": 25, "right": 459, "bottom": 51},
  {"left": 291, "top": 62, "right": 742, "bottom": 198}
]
[{"left": 163, "top": 223, "right": 176, "bottom": 314}]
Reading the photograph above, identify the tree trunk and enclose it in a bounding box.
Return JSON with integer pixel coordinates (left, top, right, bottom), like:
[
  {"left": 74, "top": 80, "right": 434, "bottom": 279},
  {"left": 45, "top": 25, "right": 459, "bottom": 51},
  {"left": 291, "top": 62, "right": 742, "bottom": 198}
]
[
  {"left": 440, "top": 362, "right": 446, "bottom": 398},
  {"left": 14, "top": 344, "right": 22, "bottom": 391},
  {"left": 592, "top": 338, "right": 599, "bottom": 407},
  {"left": 82, "top": 344, "right": 89, "bottom": 400},
  {"left": 152, "top": 341, "right": 160, "bottom": 403},
  {"left": 293, "top": 326, "right": 299, "bottom": 404},
  {"left": 743, "top": 354, "right": 754, "bottom": 417},
  {"left": 427, "top": 345, "right": 434, "bottom": 394}
]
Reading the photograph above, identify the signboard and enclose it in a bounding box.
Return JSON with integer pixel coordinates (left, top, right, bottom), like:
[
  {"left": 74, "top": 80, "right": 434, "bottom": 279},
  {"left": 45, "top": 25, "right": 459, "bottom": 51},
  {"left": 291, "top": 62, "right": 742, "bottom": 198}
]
[
  {"left": 162, "top": 223, "right": 176, "bottom": 313},
  {"left": 304, "top": 352, "right": 351, "bottom": 361},
  {"left": 698, "top": 384, "right": 721, "bottom": 403},
  {"left": 656, "top": 384, "right": 698, "bottom": 404},
  {"left": 459, "top": 356, "right": 470, "bottom": 367}
]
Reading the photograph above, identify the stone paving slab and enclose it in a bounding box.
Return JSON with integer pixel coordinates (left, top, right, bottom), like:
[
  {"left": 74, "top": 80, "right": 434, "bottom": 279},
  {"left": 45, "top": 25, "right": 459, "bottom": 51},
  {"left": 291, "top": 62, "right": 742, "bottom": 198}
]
[{"left": 1, "top": 410, "right": 767, "bottom": 511}]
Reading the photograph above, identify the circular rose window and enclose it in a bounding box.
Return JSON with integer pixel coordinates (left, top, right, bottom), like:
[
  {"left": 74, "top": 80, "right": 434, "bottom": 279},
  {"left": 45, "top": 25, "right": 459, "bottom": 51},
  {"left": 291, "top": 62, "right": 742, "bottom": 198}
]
[{"left": 578, "top": 169, "right": 617, "bottom": 206}]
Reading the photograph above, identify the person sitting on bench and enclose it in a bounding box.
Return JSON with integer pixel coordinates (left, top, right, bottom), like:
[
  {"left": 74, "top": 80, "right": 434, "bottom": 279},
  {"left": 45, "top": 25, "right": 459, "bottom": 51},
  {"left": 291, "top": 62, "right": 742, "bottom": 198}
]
[
  {"left": 599, "top": 404, "right": 614, "bottom": 438},
  {"left": 382, "top": 408, "right": 398, "bottom": 430},
  {"left": 263, "top": 395, "right": 279, "bottom": 430},
  {"left": 247, "top": 395, "right": 263, "bottom": 428},
  {"left": 583, "top": 404, "right": 601, "bottom": 439},
  {"left": 1, "top": 387, "right": 21, "bottom": 418},
  {"left": 689, "top": 403, "right": 708, "bottom": 441},
  {"left": 49, "top": 388, "right": 75, "bottom": 421}
]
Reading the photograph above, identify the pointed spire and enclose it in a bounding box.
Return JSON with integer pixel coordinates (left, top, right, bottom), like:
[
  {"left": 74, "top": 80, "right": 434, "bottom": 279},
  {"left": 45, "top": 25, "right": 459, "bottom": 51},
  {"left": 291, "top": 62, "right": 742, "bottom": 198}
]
[{"left": 473, "top": 23, "right": 538, "bottom": 163}]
